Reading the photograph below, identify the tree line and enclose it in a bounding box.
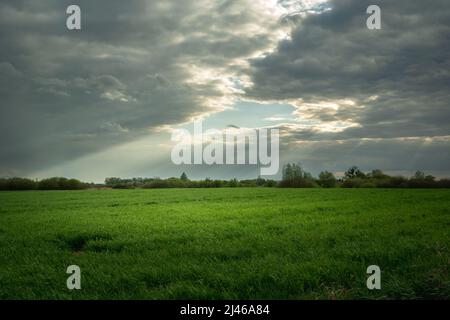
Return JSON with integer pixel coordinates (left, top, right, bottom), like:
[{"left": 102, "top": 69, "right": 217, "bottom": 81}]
[
  {"left": 1, "top": 164, "right": 450, "bottom": 191},
  {"left": 105, "top": 165, "right": 450, "bottom": 189},
  {"left": 279, "top": 164, "right": 450, "bottom": 188},
  {"left": 0, "top": 177, "right": 89, "bottom": 191},
  {"left": 104, "top": 175, "right": 278, "bottom": 189}
]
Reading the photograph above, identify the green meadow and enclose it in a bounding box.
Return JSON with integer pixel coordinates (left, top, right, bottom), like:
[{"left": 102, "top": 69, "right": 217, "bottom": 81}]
[{"left": 0, "top": 188, "right": 449, "bottom": 299}]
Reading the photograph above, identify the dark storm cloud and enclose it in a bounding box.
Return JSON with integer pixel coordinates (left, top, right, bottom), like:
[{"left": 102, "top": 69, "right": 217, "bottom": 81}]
[
  {"left": 1, "top": 0, "right": 450, "bottom": 178},
  {"left": 246, "top": 0, "right": 450, "bottom": 140},
  {"left": 0, "top": 0, "right": 276, "bottom": 175}
]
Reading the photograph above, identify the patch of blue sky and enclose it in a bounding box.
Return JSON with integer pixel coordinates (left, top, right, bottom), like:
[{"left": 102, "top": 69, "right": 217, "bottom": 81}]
[{"left": 199, "top": 100, "right": 296, "bottom": 130}]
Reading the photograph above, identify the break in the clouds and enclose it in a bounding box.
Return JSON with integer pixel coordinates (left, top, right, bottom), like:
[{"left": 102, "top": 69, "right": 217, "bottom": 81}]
[
  {"left": 247, "top": 0, "right": 450, "bottom": 138},
  {"left": 0, "top": 0, "right": 449, "bottom": 180}
]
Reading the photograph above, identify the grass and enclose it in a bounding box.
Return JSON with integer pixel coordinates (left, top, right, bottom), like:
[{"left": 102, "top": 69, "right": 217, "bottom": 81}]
[{"left": 0, "top": 188, "right": 449, "bottom": 299}]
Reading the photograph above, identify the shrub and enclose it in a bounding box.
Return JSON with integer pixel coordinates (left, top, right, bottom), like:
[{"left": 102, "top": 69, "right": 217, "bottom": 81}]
[
  {"left": 5, "top": 177, "right": 37, "bottom": 190},
  {"left": 38, "top": 177, "right": 86, "bottom": 190},
  {"left": 342, "top": 178, "right": 365, "bottom": 188},
  {"left": 318, "top": 171, "right": 337, "bottom": 188}
]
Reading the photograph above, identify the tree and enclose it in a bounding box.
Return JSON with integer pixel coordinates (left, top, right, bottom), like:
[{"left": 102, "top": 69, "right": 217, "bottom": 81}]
[
  {"left": 280, "top": 163, "right": 317, "bottom": 188},
  {"left": 409, "top": 171, "right": 436, "bottom": 188},
  {"left": 256, "top": 175, "right": 265, "bottom": 186},
  {"left": 318, "top": 171, "right": 337, "bottom": 188},
  {"left": 180, "top": 172, "right": 188, "bottom": 181},
  {"left": 5, "top": 177, "right": 37, "bottom": 190},
  {"left": 282, "top": 163, "right": 293, "bottom": 180},
  {"left": 370, "top": 169, "right": 387, "bottom": 179},
  {"left": 228, "top": 178, "right": 238, "bottom": 188},
  {"left": 344, "top": 166, "right": 366, "bottom": 179},
  {"left": 38, "top": 177, "right": 61, "bottom": 190},
  {"left": 105, "top": 177, "right": 122, "bottom": 187},
  {"left": 37, "top": 177, "right": 86, "bottom": 190},
  {"left": 282, "top": 163, "right": 305, "bottom": 181},
  {"left": 414, "top": 171, "right": 425, "bottom": 180}
]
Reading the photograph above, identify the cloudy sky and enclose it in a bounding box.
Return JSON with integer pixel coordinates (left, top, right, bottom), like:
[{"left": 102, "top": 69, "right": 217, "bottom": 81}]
[{"left": 1, "top": 0, "right": 449, "bottom": 182}]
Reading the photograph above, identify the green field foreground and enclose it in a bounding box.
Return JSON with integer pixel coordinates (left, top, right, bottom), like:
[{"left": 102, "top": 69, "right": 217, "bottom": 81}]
[{"left": 0, "top": 188, "right": 449, "bottom": 299}]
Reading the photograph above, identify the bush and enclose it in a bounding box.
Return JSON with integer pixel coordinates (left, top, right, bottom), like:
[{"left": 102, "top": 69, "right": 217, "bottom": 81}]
[
  {"left": 408, "top": 174, "right": 437, "bottom": 188},
  {"left": 264, "top": 180, "right": 277, "bottom": 187},
  {"left": 143, "top": 179, "right": 170, "bottom": 189},
  {"left": 0, "top": 177, "right": 87, "bottom": 191},
  {"left": 318, "top": 171, "right": 337, "bottom": 188},
  {"left": 112, "top": 183, "right": 135, "bottom": 189},
  {"left": 342, "top": 178, "right": 365, "bottom": 188},
  {"left": 278, "top": 178, "right": 317, "bottom": 188},
  {"left": 375, "top": 176, "right": 408, "bottom": 188},
  {"left": 227, "top": 179, "right": 238, "bottom": 188},
  {"left": 239, "top": 179, "right": 258, "bottom": 188},
  {"left": 437, "top": 179, "right": 450, "bottom": 188},
  {"left": 4, "top": 177, "right": 37, "bottom": 190},
  {"left": 38, "top": 177, "right": 86, "bottom": 190}
]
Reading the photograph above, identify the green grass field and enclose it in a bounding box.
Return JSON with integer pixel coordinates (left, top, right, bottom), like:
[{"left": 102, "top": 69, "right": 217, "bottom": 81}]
[{"left": 0, "top": 188, "right": 449, "bottom": 299}]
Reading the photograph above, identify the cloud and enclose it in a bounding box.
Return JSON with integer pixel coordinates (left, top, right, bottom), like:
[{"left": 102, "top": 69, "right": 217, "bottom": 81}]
[
  {"left": 1, "top": 0, "right": 449, "bottom": 178},
  {"left": 246, "top": 0, "right": 450, "bottom": 140},
  {"left": 0, "top": 0, "right": 285, "bottom": 175}
]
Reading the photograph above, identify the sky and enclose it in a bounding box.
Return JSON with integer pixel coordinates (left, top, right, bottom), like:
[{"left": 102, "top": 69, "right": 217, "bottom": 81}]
[{"left": 0, "top": 0, "right": 449, "bottom": 182}]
